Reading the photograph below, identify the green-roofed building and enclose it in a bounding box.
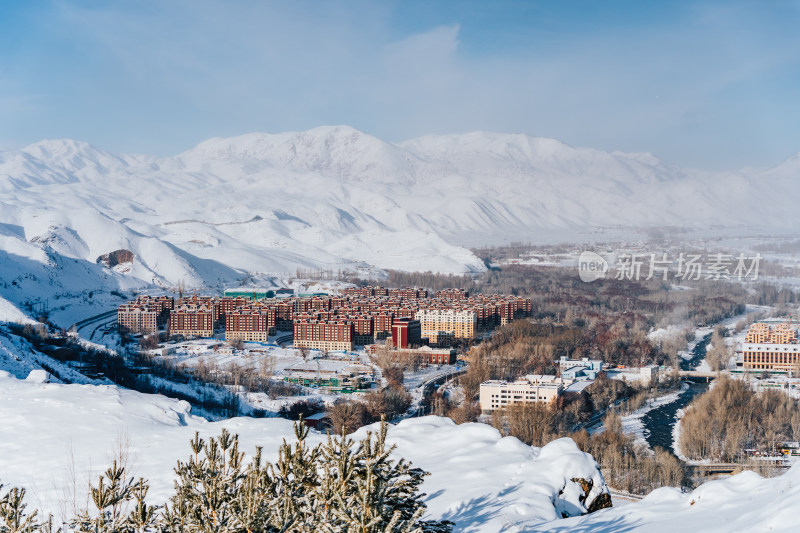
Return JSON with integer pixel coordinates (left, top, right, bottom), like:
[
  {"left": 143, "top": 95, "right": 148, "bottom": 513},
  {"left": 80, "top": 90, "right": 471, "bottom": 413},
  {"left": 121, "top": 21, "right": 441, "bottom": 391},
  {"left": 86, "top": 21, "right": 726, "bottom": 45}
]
[{"left": 223, "top": 288, "right": 275, "bottom": 300}]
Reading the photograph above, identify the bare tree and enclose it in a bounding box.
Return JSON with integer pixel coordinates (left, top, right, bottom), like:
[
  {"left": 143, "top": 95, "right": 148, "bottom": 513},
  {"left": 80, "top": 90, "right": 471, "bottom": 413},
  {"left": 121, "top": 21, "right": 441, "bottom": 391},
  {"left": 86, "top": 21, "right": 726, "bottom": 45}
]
[{"left": 327, "top": 399, "right": 370, "bottom": 434}]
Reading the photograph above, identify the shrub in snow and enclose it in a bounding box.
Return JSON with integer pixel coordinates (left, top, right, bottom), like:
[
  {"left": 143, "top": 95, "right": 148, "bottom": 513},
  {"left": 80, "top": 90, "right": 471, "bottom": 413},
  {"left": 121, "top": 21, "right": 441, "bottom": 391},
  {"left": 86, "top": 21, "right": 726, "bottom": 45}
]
[{"left": 0, "top": 421, "right": 454, "bottom": 533}]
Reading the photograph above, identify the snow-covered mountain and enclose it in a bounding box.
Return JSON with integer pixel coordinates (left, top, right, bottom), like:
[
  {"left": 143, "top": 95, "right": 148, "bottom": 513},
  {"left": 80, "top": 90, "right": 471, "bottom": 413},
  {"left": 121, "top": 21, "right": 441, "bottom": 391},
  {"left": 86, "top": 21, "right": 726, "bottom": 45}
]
[{"left": 1, "top": 126, "right": 798, "bottom": 305}]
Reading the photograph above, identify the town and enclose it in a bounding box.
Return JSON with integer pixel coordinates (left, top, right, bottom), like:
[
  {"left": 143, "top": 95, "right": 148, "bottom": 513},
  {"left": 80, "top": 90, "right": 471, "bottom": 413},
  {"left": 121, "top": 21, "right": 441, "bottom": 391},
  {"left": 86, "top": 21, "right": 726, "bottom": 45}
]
[
  {"left": 118, "top": 286, "right": 531, "bottom": 350},
  {"left": 117, "top": 286, "right": 530, "bottom": 395}
]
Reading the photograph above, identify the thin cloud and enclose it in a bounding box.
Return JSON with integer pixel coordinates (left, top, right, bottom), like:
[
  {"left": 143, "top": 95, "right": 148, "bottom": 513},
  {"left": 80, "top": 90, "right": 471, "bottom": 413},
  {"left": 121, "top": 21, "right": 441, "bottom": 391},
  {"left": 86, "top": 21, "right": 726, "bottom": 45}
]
[{"left": 1, "top": 0, "right": 799, "bottom": 169}]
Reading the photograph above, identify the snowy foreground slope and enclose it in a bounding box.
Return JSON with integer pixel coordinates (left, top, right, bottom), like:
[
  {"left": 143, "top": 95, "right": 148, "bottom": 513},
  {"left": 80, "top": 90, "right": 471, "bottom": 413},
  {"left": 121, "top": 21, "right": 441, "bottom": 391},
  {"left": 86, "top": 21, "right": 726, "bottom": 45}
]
[
  {"left": 547, "top": 465, "right": 800, "bottom": 533},
  {"left": 2, "top": 369, "right": 799, "bottom": 532},
  {"left": 0, "top": 370, "right": 606, "bottom": 532}
]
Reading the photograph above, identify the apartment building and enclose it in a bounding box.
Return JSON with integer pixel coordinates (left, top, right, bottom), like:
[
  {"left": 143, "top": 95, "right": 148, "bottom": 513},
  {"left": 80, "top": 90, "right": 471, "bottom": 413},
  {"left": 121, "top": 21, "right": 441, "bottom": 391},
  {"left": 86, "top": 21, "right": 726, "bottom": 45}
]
[
  {"left": 436, "top": 288, "right": 470, "bottom": 300},
  {"left": 168, "top": 304, "right": 214, "bottom": 337},
  {"left": 293, "top": 320, "right": 354, "bottom": 351},
  {"left": 117, "top": 304, "right": 158, "bottom": 334},
  {"left": 349, "top": 315, "right": 375, "bottom": 345},
  {"left": 416, "top": 309, "right": 478, "bottom": 345},
  {"left": 120, "top": 286, "right": 531, "bottom": 350},
  {"left": 225, "top": 307, "right": 276, "bottom": 342},
  {"left": 390, "top": 317, "right": 422, "bottom": 349},
  {"left": 117, "top": 294, "right": 175, "bottom": 335},
  {"left": 742, "top": 321, "right": 800, "bottom": 373}
]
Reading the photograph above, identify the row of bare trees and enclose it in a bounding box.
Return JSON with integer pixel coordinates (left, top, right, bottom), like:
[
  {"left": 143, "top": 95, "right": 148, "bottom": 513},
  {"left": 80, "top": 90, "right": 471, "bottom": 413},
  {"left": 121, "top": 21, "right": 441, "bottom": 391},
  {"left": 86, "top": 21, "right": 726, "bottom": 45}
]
[
  {"left": 573, "top": 411, "right": 686, "bottom": 494},
  {"left": 705, "top": 325, "right": 735, "bottom": 372},
  {"left": 680, "top": 376, "right": 800, "bottom": 462},
  {"left": 325, "top": 387, "right": 413, "bottom": 435},
  {"left": 487, "top": 403, "right": 686, "bottom": 494}
]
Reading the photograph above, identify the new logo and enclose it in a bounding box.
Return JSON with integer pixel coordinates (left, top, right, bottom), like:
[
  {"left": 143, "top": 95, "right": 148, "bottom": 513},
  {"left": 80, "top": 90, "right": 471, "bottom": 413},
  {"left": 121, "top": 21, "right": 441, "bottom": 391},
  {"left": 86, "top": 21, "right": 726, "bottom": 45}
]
[{"left": 578, "top": 251, "right": 608, "bottom": 282}]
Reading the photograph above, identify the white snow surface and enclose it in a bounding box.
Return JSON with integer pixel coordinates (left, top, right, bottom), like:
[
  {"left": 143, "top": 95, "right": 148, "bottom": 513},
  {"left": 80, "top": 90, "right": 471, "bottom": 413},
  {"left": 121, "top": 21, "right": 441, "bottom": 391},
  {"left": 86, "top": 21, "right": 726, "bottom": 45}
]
[
  {"left": 0, "top": 295, "right": 33, "bottom": 324},
  {"left": 0, "top": 326, "right": 99, "bottom": 384},
  {"left": 546, "top": 465, "right": 800, "bottom": 532},
  {"left": 1, "top": 367, "right": 799, "bottom": 532},
  {"left": 0, "top": 369, "right": 607, "bottom": 531}
]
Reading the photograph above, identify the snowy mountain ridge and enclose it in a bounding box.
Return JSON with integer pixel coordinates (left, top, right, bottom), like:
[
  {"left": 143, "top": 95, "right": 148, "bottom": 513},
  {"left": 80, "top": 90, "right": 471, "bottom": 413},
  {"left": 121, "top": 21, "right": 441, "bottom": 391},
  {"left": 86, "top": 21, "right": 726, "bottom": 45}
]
[{"left": 0, "top": 126, "right": 798, "bottom": 320}]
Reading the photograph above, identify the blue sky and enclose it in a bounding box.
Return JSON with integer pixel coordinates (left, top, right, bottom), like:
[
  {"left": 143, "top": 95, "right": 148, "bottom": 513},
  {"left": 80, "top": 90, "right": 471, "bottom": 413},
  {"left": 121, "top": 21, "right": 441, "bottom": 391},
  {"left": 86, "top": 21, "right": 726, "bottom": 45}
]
[{"left": 1, "top": 0, "right": 799, "bottom": 170}]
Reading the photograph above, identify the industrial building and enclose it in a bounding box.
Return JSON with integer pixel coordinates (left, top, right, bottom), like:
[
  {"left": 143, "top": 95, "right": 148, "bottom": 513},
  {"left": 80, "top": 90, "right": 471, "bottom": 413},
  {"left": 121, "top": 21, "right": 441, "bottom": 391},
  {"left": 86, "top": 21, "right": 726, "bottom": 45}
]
[{"left": 223, "top": 288, "right": 277, "bottom": 300}]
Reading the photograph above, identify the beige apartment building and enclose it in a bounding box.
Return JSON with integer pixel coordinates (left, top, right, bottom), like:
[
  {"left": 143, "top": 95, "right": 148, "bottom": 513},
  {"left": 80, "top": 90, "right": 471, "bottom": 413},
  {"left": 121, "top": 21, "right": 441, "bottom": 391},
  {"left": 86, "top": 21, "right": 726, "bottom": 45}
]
[
  {"left": 117, "top": 304, "right": 158, "bottom": 334},
  {"left": 479, "top": 374, "right": 564, "bottom": 412},
  {"left": 416, "top": 309, "right": 477, "bottom": 345},
  {"left": 742, "top": 321, "right": 800, "bottom": 373}
]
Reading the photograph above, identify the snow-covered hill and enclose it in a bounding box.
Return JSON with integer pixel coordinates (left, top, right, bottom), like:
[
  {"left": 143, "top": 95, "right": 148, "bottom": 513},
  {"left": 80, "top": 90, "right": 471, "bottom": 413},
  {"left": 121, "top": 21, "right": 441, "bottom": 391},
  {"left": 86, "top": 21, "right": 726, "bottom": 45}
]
[
  {"left": 1, "top": 126, "right": 798, "bottom": 308},
  {"left": 0, "top": 366, "right": 608, "bottom": 531},
  {"left": 547, "top": 464, "right": 800, "bottom": 532},
  {"left": 0, "top": 362, "right": 798, "bottom": 532}
]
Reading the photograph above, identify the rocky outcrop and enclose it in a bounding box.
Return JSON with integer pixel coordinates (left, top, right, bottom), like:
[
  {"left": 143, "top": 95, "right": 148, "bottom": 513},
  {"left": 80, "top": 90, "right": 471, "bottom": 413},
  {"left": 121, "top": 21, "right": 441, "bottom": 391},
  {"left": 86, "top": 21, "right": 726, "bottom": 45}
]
[
  {"left": 572, "top": 477, "right": 613, "bottom": 513},
  {"left": 96, "top": 249, "right": 134, "bottom": 267}
]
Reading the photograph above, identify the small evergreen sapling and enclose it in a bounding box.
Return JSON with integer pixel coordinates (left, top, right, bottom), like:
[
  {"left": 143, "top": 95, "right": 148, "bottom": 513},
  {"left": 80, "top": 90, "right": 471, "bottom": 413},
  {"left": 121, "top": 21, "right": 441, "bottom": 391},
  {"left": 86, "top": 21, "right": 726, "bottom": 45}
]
[
  {"left": 71, "top": 460, "right": 136, "bottom": 533},
  {"left": 0, "top": 421, "right": 453, "bottom": 533},
  {"left": 0, "top": 482, "right": 41, "bottom": 533}
]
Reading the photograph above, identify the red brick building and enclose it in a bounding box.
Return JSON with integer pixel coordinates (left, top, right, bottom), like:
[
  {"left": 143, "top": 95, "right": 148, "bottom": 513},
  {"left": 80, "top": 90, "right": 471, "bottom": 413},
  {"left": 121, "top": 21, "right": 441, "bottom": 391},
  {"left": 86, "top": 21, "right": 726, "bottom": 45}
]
[
  {"left": 294, "top": 320, "right": 354, "bottom": 351},
  {"left": 391, "top": 347, "right": 457, "bottom": 365},
  {"left": 391, "top": 318, "right": 422, "bottom": 349},
  {"left": 168, "top": 304, "right": 214, "bottom": 337},
  {"left": 225, "top": 307, "right": 276, "bottom": 342}
]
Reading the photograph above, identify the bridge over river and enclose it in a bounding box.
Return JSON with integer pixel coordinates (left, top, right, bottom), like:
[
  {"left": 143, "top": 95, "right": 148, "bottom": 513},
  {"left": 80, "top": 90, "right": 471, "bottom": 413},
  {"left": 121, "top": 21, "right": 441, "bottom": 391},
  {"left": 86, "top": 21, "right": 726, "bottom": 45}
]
[
  {"left": 678, "top": 370, "right": 720, "bottom": 380},
  {"left": 690, "top": 462, "right": 792, "bottom": 475}
]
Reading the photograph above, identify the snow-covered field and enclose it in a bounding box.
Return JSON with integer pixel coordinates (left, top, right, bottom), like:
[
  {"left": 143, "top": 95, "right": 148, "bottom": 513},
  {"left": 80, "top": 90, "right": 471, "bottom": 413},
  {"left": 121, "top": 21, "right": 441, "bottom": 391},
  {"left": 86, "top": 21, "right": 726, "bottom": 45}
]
[{"left": 157, "top": 341, "right": 382, "bottom": 412}]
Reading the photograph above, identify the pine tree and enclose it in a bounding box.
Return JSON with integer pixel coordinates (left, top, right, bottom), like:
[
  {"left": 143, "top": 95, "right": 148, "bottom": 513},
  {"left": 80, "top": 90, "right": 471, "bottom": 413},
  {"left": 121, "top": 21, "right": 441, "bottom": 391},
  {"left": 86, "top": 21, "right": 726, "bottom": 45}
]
[
  {"left": 269, "top": 421, "right": 321, "bottom": 532},
  {"left": 123, "top": 479, "right": 159, "bottom": 533},
  {"left": 0, "top": 422, "right": 453, "bottom": 533},
  {"left": 169, "top": 429, "right": 245, "bottom": 532},
  {"left": 322, "top": 421, "right": 441, "bottom": 533},
  {"left": 0, "top": 482, "right": 40, "bottom": 533},
  {"left": 317, "top": 428, "right": 359, "bottom": 532},
  {"left": 71, "top": 460, "right": 136, "bottom": 533}
]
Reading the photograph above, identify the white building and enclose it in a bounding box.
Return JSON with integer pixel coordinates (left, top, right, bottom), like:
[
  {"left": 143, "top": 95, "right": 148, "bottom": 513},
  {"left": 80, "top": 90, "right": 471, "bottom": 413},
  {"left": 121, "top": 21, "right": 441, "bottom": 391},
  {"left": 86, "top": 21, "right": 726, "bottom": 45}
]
[
  {"left": 558, "top": 356, "right": 602, "bottom": 380},
  {"left": 479, "top": 374, "right": 564, "bottom": 412},
  {"left": 559, "top": 356, "right": 603, "bottom": 372},
  {"left": 640, "top": 365, "right": 659, "bottom": 385}
]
